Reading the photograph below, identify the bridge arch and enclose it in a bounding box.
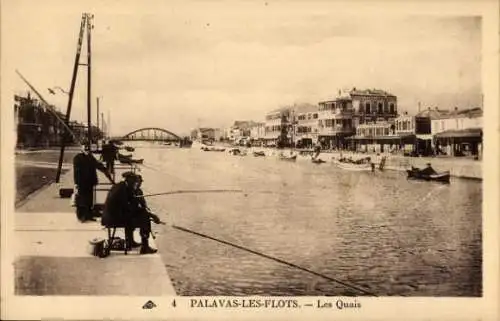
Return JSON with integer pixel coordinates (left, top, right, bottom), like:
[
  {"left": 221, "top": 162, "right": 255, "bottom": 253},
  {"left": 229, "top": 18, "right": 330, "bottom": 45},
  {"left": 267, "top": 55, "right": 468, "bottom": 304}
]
[{"left": 122, "top": 127, "right": 182, "bottom": 141}]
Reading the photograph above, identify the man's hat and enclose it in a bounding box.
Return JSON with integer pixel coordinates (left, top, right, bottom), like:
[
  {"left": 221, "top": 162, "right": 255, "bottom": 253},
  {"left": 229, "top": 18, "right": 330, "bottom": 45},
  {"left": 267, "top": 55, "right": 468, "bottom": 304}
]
[{"left": 122, "top": 171, "right": 138, "bottom": 180}]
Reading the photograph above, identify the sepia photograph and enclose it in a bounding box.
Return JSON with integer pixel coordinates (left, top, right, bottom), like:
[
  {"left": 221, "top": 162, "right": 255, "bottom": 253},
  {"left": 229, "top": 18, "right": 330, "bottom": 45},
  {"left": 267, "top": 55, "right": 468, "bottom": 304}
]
[{"left": 1, "top": 0, "right": 498, "bottom": 320}]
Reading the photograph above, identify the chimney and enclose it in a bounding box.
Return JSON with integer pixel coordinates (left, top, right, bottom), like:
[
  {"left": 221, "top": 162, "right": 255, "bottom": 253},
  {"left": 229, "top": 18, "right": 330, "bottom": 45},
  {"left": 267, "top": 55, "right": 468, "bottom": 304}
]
[
  {"left": 454, "top": 106, "right": 458, "bottom": 111},
  {"left": 352, "top": 87, "right": 356, "bottom": 91}
]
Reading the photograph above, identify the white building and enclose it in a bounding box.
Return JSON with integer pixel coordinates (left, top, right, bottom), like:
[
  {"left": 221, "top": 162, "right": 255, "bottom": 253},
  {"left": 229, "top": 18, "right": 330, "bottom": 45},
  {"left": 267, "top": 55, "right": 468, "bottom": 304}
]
[{"left": 431, "top": 107, "right": 483, "bottom": 157}]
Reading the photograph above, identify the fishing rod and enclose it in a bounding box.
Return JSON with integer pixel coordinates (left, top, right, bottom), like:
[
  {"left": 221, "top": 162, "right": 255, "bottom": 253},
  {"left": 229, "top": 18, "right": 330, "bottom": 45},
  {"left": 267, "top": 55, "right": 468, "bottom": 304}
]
[
  {"left": 15, "top": 70, "right": 81, "bottom": 144},
  {"left": 171, "top": 225, "right": 377, "bottom": 296},
  {"left": 136, "top": 189, "right": 244, "bottom": 198}
]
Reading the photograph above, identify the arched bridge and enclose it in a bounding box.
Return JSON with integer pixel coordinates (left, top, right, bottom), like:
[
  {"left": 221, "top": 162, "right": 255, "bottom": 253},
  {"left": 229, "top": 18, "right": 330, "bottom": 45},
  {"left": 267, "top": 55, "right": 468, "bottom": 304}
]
[{"left": 122, "top": 127, "right": 182, "bottom": 142}]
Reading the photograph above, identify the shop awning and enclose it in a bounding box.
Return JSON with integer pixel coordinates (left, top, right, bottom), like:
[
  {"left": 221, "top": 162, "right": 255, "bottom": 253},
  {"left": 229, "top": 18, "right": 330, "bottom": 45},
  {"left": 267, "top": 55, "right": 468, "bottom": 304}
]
[{"left": 434, "top": 128, "right": 482, "bottom": 139}]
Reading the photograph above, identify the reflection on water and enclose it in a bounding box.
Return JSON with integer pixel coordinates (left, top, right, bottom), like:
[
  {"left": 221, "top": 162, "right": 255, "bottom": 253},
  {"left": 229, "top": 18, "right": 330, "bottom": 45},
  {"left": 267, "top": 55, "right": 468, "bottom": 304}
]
[{"left": 132, "top": 144, "right": 482, "bottom": 296}]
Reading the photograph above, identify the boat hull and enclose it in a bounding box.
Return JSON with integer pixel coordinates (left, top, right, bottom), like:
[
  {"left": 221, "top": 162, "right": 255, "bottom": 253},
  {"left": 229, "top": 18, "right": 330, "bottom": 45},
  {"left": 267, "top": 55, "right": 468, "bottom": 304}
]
[
  {"left": 335, "top": 161, "right": 373, "bottom": 171},
  {"left": 279, "top": 155, "right": 297, "bottom": 161},
  {"left": 407, "top": 170, "right": 450, "bottom": 183}
]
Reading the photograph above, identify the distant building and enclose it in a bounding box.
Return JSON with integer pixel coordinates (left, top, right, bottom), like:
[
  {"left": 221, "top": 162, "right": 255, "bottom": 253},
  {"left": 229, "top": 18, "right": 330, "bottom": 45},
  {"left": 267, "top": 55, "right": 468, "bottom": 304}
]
[
  {"left": 250, "top": 122, "right": 266, "bottom": 145},
  {"left": 191, "top": 127, "right": 221, "bottom": 143},
  {"left": 351, "top": 120, "right": 400, "bottom": 153},
  {"left": 431, "top": 107, "right": 483, "bottom": 157},
  {"left": 317, "top": 88, "right": 397, "bottom": 150},
  {"left": 14, "top": 91, "right": 91, "bottom": 148},
  {"left": 264, "top": 107, "right": 292, "bottom": 148},
  {"left": 293, "top": 103, "right": 318, "bottom": 148},
  {"left": 350, "top": 88, "right": 398, "bottom": 123},
  {"left": 318, "top": 95, "right": 355, "bottom": 149}
]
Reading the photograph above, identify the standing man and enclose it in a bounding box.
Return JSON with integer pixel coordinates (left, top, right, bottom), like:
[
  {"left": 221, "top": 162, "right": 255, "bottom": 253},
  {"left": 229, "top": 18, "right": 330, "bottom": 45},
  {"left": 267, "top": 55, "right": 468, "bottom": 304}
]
[
  {"left": 73, "top": 142, "right": 115, "bottom": 222},
  {"left": 101, "top": 140, "right": 119, "bottom": 178}
]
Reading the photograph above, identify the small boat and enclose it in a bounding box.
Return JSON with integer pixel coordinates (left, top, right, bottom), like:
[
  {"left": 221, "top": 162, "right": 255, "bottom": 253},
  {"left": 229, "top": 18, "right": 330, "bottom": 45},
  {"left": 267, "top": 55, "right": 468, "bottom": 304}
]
[
  {"left": 335, "top": 161, "right": 374, "bottom": 171},
  {"left": 253, "top": 151, "right": 266, "bottom": 157},
  {"left": 124, "top": 146, "right": 135, "bottom": 152},
  {"left": 279, "top": 154, "right": 297, "bottom": 161},
  {"left": 201, "top": 146, "right": 226, "bottom": 152},
  {"left": 406, "top": 167, "right": 450, "bottom": 184},
  {"left": 311, "top": 158, "right": 326, "bottom": 164}
]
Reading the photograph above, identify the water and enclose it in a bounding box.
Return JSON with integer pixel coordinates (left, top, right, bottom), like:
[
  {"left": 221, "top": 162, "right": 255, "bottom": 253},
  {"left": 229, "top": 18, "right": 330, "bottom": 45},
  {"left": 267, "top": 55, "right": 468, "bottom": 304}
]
[{"left": 131, "top": 143, "right": 482, "bottom": 296}]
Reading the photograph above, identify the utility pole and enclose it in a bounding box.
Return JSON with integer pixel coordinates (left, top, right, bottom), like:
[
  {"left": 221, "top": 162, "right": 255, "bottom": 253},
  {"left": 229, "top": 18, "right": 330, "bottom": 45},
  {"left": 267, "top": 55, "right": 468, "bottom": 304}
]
[
  {"left": 96, "top": 97, "right": 100, "bottom": 138},
  {"left": 101, "top": 112, "right": 105, "bottom": 137},
  {"left": 87, "top": 14, "right": 93, "bottom": 150},
  {"left": 55, "top": 14, "right": 87, "bottom": 183}
]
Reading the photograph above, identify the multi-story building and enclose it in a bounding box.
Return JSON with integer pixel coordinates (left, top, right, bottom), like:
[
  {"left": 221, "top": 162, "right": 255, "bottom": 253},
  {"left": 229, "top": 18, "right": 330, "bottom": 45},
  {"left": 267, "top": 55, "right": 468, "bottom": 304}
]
[
  {"left": 264, "top": 107, "right": 292, "bottom": 147},
  {"left": 351, "top": 121, "right": 398, "bottom": 153},
  {"left": 190, "top": 127, "right": 221, "bottom": 143},
  {"left": 14, "top": 91, "right": 92, "bottom": 148},
  {"left": 431, "top": 107, "right": 483, "bottom": 157},
  {"left": 250, "top": 122, "right": 266, "bottom": 146},
  {"left": 350, "top": 88, "right": 398, "bottom": 123},
  {"left": 293, "top": 104, "right": 318, "bottom": 148},
  {"left": 318, "top": 93, "right": 355, "bottom": 149},
  {"left": 317, "top": 88, "right": 397, "bottom": 150}
]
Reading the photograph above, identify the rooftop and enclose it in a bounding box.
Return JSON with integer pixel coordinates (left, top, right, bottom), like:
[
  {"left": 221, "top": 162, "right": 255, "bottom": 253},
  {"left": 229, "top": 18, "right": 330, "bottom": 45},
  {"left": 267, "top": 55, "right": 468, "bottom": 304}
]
[{"left": 431, "top": 107, "right": 483, "bottom": 119}]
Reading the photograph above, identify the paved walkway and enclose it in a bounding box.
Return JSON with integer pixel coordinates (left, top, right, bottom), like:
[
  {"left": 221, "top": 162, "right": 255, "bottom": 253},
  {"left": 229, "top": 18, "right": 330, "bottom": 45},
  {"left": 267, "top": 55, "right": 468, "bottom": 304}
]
[{"left": 14, "top": 161, "right": 176, "bottom": 296}]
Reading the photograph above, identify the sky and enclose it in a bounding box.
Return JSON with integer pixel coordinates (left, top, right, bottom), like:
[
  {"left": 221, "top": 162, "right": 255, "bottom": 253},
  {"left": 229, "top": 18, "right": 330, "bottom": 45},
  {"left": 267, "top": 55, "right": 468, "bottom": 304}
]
[{"left": 3, "top": 1, "right": 482, "bottom": 137}]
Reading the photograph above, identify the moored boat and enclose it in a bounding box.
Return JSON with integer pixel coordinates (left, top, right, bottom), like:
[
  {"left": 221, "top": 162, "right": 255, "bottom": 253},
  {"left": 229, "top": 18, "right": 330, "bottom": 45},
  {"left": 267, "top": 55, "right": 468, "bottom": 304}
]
[
  {"left": 253, "top": 151, "right": 266, "bottom": 157},
  {"left": 335, "top": 161, "right": 374, "bottom": 171},
  {"left": 406, "top": 166, "right": 450, "bottom": 184},
  {"left": 311, "top": 158, "right": 326, "bottom": 164},
  {"left": 279, "top": 154, "right": 297, "bottom": 161}
]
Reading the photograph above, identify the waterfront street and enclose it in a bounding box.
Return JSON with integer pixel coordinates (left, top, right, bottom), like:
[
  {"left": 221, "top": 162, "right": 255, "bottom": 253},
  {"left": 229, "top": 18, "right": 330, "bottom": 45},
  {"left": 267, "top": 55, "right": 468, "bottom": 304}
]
[
  {"left": 14, "top": 143, "right": 482, "bottom": 296},
  {"left": 124, "top": 143, "right": 482, "bottom": 296}
]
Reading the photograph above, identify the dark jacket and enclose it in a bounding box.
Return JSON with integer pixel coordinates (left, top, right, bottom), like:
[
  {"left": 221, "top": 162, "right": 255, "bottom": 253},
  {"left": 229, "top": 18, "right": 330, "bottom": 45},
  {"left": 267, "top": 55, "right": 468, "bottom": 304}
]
[
  {"left": 101, "top": 143, "right": 118, "bottom": 162},
  {"left": 101, "top": 181, "right": 135, "bottom": 226},
  {"left": 73, "top": 152, "right": 108, "bottom": 189}
]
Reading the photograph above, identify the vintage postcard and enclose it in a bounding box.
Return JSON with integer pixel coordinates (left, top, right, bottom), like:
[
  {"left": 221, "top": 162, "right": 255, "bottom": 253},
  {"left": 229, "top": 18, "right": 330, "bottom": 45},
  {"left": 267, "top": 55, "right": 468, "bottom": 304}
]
[{"left": 1, "top": 0, "right": 498, "bottom": 320}]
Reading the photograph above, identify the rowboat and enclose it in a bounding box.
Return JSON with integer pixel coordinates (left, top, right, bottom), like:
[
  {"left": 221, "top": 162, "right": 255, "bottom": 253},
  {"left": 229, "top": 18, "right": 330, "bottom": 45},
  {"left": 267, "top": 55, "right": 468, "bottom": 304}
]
[
  {"left": 334, "top": 161, "right": 374, "bottom": 171},
  {"left": 201, "top": 146, "right": 226, "bottom": 152},
  {"left": 253, "top": 151, "right": 266, "bottom": 157},
  {"left": 407, "top": 167, "right": 450, "bottom": 184},
  {"left": 279, "top": 154, "right": 297, "bottom": 161},
  {"left": 311, "top": 158, "right": 326, "bottom": 164}
]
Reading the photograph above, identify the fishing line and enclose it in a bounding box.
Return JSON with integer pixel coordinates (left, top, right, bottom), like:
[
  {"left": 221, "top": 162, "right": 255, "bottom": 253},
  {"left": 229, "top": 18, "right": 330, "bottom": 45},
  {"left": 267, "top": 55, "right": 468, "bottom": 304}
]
[
  {"left": 137, "top": 189, "right": 244, "bottom": 198},
  {"left": 172, "top": 225, "right": 378, "bottom": 296}
]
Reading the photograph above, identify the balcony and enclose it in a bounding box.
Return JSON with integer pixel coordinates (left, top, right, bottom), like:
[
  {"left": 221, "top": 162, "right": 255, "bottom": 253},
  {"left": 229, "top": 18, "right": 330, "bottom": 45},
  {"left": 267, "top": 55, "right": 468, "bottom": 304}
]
[{"left": 318, "top": 126, "right": 354, "bottom": 136}]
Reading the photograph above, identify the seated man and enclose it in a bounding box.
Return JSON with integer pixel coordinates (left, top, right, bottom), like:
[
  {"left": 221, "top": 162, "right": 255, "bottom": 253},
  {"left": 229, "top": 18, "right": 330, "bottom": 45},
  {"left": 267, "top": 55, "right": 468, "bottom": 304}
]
[
  {"left": 420, "top": 163, "right": 437, "bottom": 176},
  {"left": 101, "top": 172, "right": 159, "bottom": 254}
]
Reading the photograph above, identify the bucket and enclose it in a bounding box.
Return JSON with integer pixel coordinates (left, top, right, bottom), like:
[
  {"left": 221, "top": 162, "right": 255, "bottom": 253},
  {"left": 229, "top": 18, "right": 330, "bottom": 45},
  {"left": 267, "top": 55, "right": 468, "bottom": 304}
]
[{"left": 59, "top": 188, "right": 74, "bottom": 198}]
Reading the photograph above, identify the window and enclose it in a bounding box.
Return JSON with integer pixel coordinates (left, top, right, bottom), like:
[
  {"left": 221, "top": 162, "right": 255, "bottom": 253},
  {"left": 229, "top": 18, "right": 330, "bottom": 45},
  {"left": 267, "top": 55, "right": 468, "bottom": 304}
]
[
  {"left": 378, "top": 103, "right": 383, "bottom": 113},
  {"left": 366, "top": 103, "right": 371, "bottom": 113},
  {"left": 390, "top": 103, "right": 395, "bottom": 113},
  {"left": 359, "top": 103, "right": 364, "bottom": 113},
  {"left": 441, "top": 121, "right": 445, "bottom": 131},
  {"left": 313, "top": 113, "right": 318, "bottom": 119}
]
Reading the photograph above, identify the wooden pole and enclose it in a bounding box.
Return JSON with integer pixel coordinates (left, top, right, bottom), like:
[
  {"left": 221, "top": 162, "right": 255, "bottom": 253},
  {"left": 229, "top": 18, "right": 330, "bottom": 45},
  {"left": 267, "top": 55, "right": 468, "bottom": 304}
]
[
  {"left": 86, "top": 13, "right": 93, "bottom": 150},
  {"left": 55, "top": 14, "right": 87, "bottom": 183}
]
